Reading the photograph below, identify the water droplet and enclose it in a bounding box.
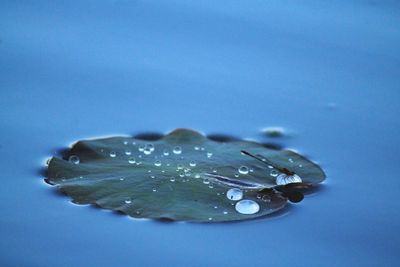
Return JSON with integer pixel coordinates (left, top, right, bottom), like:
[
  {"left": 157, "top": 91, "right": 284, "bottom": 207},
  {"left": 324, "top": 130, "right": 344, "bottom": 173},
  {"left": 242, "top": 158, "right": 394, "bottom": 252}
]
[
  {"left": 194, "top": 174, "right": 201, "bottom": 179},
  {"left": 262, "top": 195, "right": 271, "bottom": 202},
  {"left": 179, "top": 172, "right": 185, "bottom": 178},
  {"left": 270, "top": 170, "right": 279, "bottom": 177},
  {"left": 238, "top": 166, "right": 249, "bottom": 175},
  {"left": 214, "top": 206, "right": 218, "bottom": 209},
  {"left": 203, "top": 179, "right": 210, "bottom": 185},
  {"left": 235, "top": 200, "right": 260, "bottom": 215},
  {"left": 150, "top": 175, "right": 155, "bottom": 179},
  {"left": 208, "top": 184, "right": 214, "bottom": 189},
  {"left": 226, "top": 188, "right": 243, "bottom": 201},
  {"left": 138, "top": 144, "right": 145, "bottom": 152},
  {"left": 128, "top": 157, "right": 136, "bottom": 164},
  {"left": 194, "top": 146, "right": 200, "bottom": 151},
  {"left": 163, "top": 149, "right": 170, "bottom": 156},
  {"left": 68, "top": 155, "right": 80, "bottom": 164},
  {"left": 125, "top": 150, "right": 132, "bottom": 156},
  {"left": 200, "top": 147, "right": 205, "bottom": 151},
  {"left": 234, "top": 174, "right": 239, "bottom": 178},
  {"left": 207, "top": 152, "right": 213, "bottom": 158},
  {"left": 177, "top": 164, "right": 184, "bottom": 170},
  {"left": 268, "top": 165, "right": 273, "bottom": 169},
  {"left": 208, "top": 217, "right": 213, "bottom": 221},
  {"left": 288, "top": 158, "right": 294, "bottom": 163},
  {"left": 124, "top": 199, "right": 132, "bottom": 204},
  {"left": 298, "top": 164, "right": 303, "bottom": 168},
  {"left": 154, "top": 160, "right": 162, "bottom": 167},
  {"left": 119, "top": 177, "right": 125, "bottom": 181},
  {"left": 146, "top": 143, "right": 155, "bottom": 152},
  {"left": 223, "top": 211, "right": 228, "bottom": 215},
  {"left": 109, "top": 151, "right": 116, "bottom": 158},
  {"left": 152, "top": 188, "right": 157, "bottom": 192},
  {"left": 170, "top": 177, "right": 175, "bottom": 182},
  {"left": 143, "top": 147, "right": 152, "bottom": 155},
  {"left": 276, "top": 173, "right": 302, "bottom": 185},
  {"left": 123, "top": 141, "right": 128, "bottom": 145},
  {"left": 173, "top": 146, "right": 182, "bottom": 154},
  {"left": 212, "top": 169, "right": 217, "bottom": 173},
  {"left": 189, "top": 161, "right": 196, "bottom": 167}
]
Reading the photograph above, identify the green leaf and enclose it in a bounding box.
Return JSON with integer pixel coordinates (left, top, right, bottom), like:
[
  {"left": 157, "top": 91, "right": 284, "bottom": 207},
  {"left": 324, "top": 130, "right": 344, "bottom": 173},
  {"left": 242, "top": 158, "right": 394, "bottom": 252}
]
[{"left": 46, "top": 129, "right": 325, "bottom": 222}]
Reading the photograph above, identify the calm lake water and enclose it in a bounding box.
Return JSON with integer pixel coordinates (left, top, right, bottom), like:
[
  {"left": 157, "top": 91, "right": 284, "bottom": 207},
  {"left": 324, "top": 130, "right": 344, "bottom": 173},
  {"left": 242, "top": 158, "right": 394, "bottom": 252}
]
[{"left": 1, "top": 0, "right": 400, "bottom": 266}]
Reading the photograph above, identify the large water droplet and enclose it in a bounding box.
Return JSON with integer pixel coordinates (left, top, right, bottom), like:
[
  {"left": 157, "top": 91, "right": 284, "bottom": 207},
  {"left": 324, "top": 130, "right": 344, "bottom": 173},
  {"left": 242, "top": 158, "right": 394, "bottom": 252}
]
[
  {"left": 276, "top": 173, "right": 302, "bottom": 185},
  {"left": 173, "top": 146, "right": 182, "bottom": 154},
  {"left": 109, "top": 151, "right": 116, "bottom": 158},
  {"left": 238, "top": 166, "right": 249, "bottom": 175},
  {"left": 235, "top": 200, "right": 260, "bottom": 214},
  {"left": 226, "top": 188, "right": 243, "bottom": 201},
  {"left": 68, "top": 155, "right": 80, "bottom": 164},
  {"left": 154, "top": 160, "right": 162, "bottom": 167}
]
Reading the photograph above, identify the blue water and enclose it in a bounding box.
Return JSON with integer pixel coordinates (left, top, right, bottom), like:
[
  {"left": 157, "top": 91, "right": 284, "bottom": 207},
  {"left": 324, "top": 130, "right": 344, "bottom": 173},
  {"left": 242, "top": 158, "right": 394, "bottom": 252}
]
[{"left": 1, "top": 1, "right": 400, "bottom": 266}]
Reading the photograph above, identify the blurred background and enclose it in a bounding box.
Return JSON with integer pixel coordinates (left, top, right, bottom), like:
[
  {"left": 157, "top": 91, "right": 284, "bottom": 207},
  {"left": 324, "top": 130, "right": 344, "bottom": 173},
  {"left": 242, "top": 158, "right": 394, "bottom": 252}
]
[{"left": 1, "top": 0, "right": 399, "bottom": 266}]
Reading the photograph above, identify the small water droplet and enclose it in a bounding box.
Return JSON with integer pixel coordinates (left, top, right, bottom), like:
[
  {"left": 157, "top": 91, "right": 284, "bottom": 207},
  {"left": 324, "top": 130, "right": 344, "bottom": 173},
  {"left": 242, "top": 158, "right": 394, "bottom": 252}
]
[
  {"left": 214, "top": 206, "right": 218, "bottom": 209},
  {"left": 128, "top": 157, "right": 136, "bottom": 164},
  {"left": 208, "top": 217, "right": 213, "bottom": 221},
  {"left": 262, "top": 195, "right": 271, "bottom": 202},
  {"left": 125, "top": 150, "right": 132, "bottom": 156},
  {"left": 212, "top": 169, "right": 217, "bottom": 173},
  {"left": 203, "top": 179, "right": 210, "bottom": 185},
  {"left": 194, "top": 174, "right": 201, "bottom": 179},
  {"left": 68, "top": 155, "right": 80, "bottom": 164},
  {"left": 163, "top": 149, "right": 170, "bottom": 156},
  {"left": 298, "top": 164, "right": 303, "bottom": 168},
  {"left": 119, "top": 177, "right": 125, "bottom": 181},
  {"left": 146, "top": 143, "right": 155, "bottom": 152},
  {"left": 208, "top": 184, "right": 214, "bottom": 189},
  {"left": 124, "top": 199, "right": 131, "bottom": 204},
  {"left": 179, "top": 172, "right": 185, "bottom": 178},
  {"left": 235, "top": 200, "right": 260, "bottom": 215},
  {"left": 152, "top": 188, "right": 157, "bottom": 192},
  {"left": 226, "top": 188, "right": 243, "bottom": 201},
  {"left": 150, "top": 175, "right": 155, "bottom": 179},
  {"left": 109, "top": 151, "right": 116, "bottom": 158},
  {"left": 234, "top": 174, "right": 239, "bottom": 178},
  {"left": 238, "top": 166, "right": 249, "bottom": 175},
  {"left": 223, "top": 211, "right": 228, "bottom": 215},
  {"left": 123, "top": 141, "right": 128, "bottom": 145},
  {"left": 268, "top": 165, "right": 273, "bottom": 169},
  {"left": 177, "top": 164, "right": 184, "bottom": 170},
  {"left": 288, "top": 158, "right": 294, "bottom": 163},
  {"left": 189, "top": 161, "right": 196, "bottom": 167},
  {"left": 173, "top": 146, "right": 182, "bottom": 154},
  {"left": 170, "top": 177, "right": 175, "bottom": 182},
  {"left": 194, "top": 146, "right": 200, "bottom": 150},
  {"left": 138, "top": 144, "right": 145, "bottom": 152},
  {"left": 270, "top": 170, "right": 278, "bottom": 177},
  {"left": 154, "top": 160, "right": 162, "bottom": 167},
  {"left": 143, "top": 147, "right": 152, "bottom": 155},
  {"left": 207, "top": 152, "right": 213, "bottom": 158}
]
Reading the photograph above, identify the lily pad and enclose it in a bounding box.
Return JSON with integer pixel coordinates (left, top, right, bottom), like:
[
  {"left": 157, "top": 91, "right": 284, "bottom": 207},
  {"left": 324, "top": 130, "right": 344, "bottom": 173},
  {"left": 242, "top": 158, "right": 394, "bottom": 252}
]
[{"left": 46, "top": 129, "right": 325, "bottom": 222}]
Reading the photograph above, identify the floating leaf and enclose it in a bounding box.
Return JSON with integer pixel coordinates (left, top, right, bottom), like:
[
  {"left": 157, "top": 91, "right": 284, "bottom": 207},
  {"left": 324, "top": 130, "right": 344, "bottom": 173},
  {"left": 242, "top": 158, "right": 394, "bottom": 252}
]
[{"left": 46, "top": 129, "right": 325, "bottom": 222}]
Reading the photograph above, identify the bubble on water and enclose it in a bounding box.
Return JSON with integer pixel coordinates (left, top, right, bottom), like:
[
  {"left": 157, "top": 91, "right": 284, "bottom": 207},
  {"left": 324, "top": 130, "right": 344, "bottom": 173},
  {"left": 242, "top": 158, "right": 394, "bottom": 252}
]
[
  {"left": 173, "top": 146, "right": 182, "bottom": 154},
  {"left": 128, "top": 157, "right": 136, "bottom": 164},
  {"left": 163, "top": 149, "right": 170, "bottom": 156},
  {"left": 238, "top": 166, "right": 249, "bottom": 175},
  {"left": 207, "top": 152, "right": 213, "bottom": 158},
  {"left": 138, "top": 144, "right": 145, "bottom": 152},
  {"left": 189, "top": 161, "right": 196, "bottom": 167},
  {"left": 203, "top": 179, "right": 210, "bottom": 185},
  {"left": 109, "top": 151, "right": 116, "bottom": 158},
  {"left": 68, "top": 155, "right": 80, "bottom": 164},
  {"left": 170, "top": 177, "right": 175, "bottom": 182},
  {"left": 125, "top": 150, "right": 132, "bottom": 156},
  {"left": 276, "top": 173, "right": 302, "bottom": 185},
  {"left": 124, "top": 199, "right": 132, "bottom": 204},
  {"left": 270, "top": 170, "right": 279, "bottom": 177},
  {"left": 154, "top": 160, "right": 162, "bottom": 167},
  {"left": 226, "top": 188, "right": 243, "bottom": 201},
  {"left": 235, "top": 200, "right": 260, "bottom": 215}
]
